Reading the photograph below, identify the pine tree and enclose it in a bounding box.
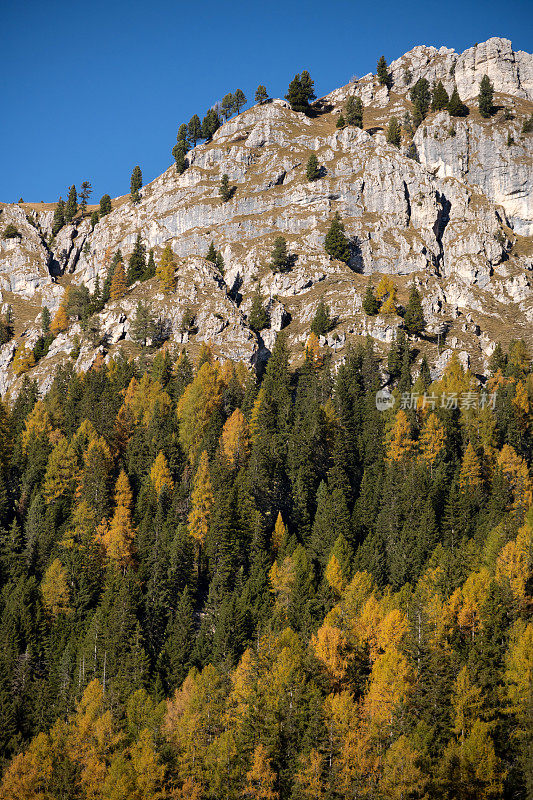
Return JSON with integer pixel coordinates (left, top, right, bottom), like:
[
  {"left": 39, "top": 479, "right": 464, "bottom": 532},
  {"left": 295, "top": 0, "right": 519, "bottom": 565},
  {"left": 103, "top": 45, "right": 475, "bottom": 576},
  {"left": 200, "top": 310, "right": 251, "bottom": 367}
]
[
  {"left": 410, "top": 78, "right": 431, "bottom": 125},
  {"left": 219, "top": 173, "right": 234, "bottom": 202},
  {"left": 144, "top": 248, "right": 156, "bottom": 280},
  {"left": 363, "top": 281, "right": 380, "bottom": 315},
  {"left": 79, "top": 181, "right": 92, "bottom": 214},
  {"left": 126, "top": 233, "right": 146, "bottom": 285},
  {"left": 245, "top": 744, "right": 278, "bottom": 799},
  {"left": 41, "top": 558, "right": 72, "bottom": 616},
  {"left": 285, "top": 72, "right": 315, "bottom": 113},
  {"left": 233, "top": 89, "right": 246, "bottom": 114},
  {"left": 99, "top": 194, "right": 112, "bottom": 215},
  {"left": 221, "top": 93, "right": 234, "bottom": 120},
  {"left": 255, "top": 85, "right": 268, "bottom": 103},
  {"left": 386, "top": 116, "right": 402, "bottom": 147},
  {"left": 130, "top": 165, "right": 143, "bottom": 203},
  {"left": 310, "top": 300, "right": 332, "bottom": 336},
  {"left": 478, "top": 75, "right": 494, "bottom": 118},
  {"left": 336, "top": 114, "right": 346, "bottom": 129},
  {"left": 90, "top": 210, "right": 99, "bottom": 229},
  {"left": 130, "top": 301, "right": 155, "bottom": 348},
  {"left": 64, "top": 185, "right": 78, "bottom": 223},
  {"left": 172, "top": 141, "right": 188, "bottom": 174},
  {"left": 206, "top": 241, "right": 218, "bottom": 263},
  {"left": 249, "top": 288, "right": 270, "bottom": 332},
  {"left": 110, "top": 255, "right": 126, "bottom": 300},
  {"left": 345, "top": 96, "right": 363, "bottom": 128},
  {"left": 201, "top": 108, "right": 221, "bottom": 141},
  {"left": 377, "top": 55, "right": 390, "bottom": 87},
  {"left": 52, "top": 197, "right": 65, "bottom": 236},
  {"left": 448, "top": 87, "right": 468, "bottom": 117},
  {"left": 270, "top": 236, "right": 290, "bottom": 272},
  {"left": 188, "top": 114, "right": 202, "bottom": 146},
  {"left": 403, "top": 285, "right": 425, "bottom": 336},
  {"left": 324, "top": 212, "right": 351, "bottom": 263},
  {"left": 156, "top": 244, "right": 176, "bottom": 292},
  {"left": 306, "top": 152, "right": 320, "bottom": 181},
  {"left": 431, "top": 81, "right": 449, "bottom": 112}
]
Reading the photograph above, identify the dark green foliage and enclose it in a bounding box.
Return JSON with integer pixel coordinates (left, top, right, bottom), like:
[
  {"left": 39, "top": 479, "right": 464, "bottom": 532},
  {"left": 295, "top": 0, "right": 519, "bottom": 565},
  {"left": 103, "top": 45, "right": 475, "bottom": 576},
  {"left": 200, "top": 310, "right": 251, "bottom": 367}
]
[
  {"left": 0, "top": 305, "right": 14, "bottom": 345},
  {"left": 221, "top": 93, "right": 234, "bottom": 120},
  {"left": 377, "top": 55, "right": 390, "bottom": 88},
  {"left": 324, "top": 211, "right": 351, "bottom": 263},
  {"left": 126, "top": 234, "right": 146, "bottom": 285},
  {"left": 52, "top": 197, "right": 65, "bottom": 235},
  {"left": 201, "top": 108, "right": 221, "bottom": 141},
  {"left": 144, "top": 248, "right": 156, "bottom": 280},
  {"left": 79, "top": 180, "right": 92, "bottom": 214},
  {"left": 386, "top": 116, "right": 402, "bottom": 147},
  {"left": 99, "top": 194, "right": 112, "bottom": 215},
  {"left": 248, "top": 288, "right": 270, "bottom": 332},
  {"left": 448, "top": 87, "right": 468, "bottom": 117},
  {"left": 233, "top": 88, "right": 246, "bottom": 114},
  {"left": 270, "top": 235, "right": 291, "bottom": 273},
  {"left": 310, "top": 300, "right": 333, "bottom": 337},
  {"left": 431, "top": 80, "right": 449, "bottom": 112},
  {"left": 1, "top": 224, "right": 21, "bottom": 240},
  {"left": 522, "top": 113, "right": 533, "bottom": 134},
  {"left": 363, "top": 281, "right": 379, "bottom": 315},
  {"left": 172, "top": 141, "right": 188, "bottom": 174},
  {"left": 410, "top": 78, "right": 431, "bottom": 125},
  {"left": 206, "top": 241, "right": 224, "bottom": 275},
  {"left": 478, "top": 74, "right": 494, "bottom": 118},
  {"left": 187, "top": 114, "right": 202, "bottom": 146},
  {"left": 219, "top": 173, "right": 234, "bottom": 202},
  {"left": 345, "top": 96, "right": 363, "bottom": 128},
  {"left": 285, "top": 70, "right": 315, "bottom": 113},
  {"left": 66, "top": 284, "right": 91, "bottom": 326},
  {"left": 306, "top": 152, "right": 320, "bottom": 181},
  {"left": 90, "top": 209, "right": 99, "bottom": 229},
  {"left": 403, "top": 284, "right": 426, "bottom": 337},
  {"left": 255, "top": 85, "right": 268, "bottom": 103},
  {"left": 130, "top": 166, "right": 142, "bottom": 203},
  {"left": 64, "top": 185, "right": 78, "bottom": 223},
  {"left": 130, "top": 301, "right": 156, "bottom": 348},
  {"left": 336, "top": 114, "right": 346, "bottom": 129}
]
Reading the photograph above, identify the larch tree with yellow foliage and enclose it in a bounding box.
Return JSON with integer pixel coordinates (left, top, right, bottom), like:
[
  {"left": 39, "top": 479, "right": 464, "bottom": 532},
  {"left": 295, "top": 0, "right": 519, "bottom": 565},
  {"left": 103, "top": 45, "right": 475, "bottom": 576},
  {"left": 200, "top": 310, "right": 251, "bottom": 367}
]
[
  {"left": 245, "top": 743, "right": 278, "bottom": 800},
  {"left": 51, "top": 296, "right": 69, "bottom": 335},
  {"left": 110, "top": 255, "right": 127, "bottom": 300},
  {"left": 458, "top": 441, "right": 483, "bottom": 490},
  {"left": 386, "top": 409, "right": 416, "bottom": 463},
  {"left": 41, "top": 558, "right": 72, "bottom": 616},
  {"left": 188, "top": 451, "right": 214, "bottom": 551},
  {"left": 150, "top": 451, "right": 174, "bottom": 497},
  {"left": 97, "top": 469, "right": 136, "bottom": 569},
  {"left": 419, "top": 412, "right": 446, "bottom": 471},
  {"left": 221, "top": 407, "right": 250, "bottom": 467},
  {"left": 156, "top": 244, "right": 176, "bottom": 293}
]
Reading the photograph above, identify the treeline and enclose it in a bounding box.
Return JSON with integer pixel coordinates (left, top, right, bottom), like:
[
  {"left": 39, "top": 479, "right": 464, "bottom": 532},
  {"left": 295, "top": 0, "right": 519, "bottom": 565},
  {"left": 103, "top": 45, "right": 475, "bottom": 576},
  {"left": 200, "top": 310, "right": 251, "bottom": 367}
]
[{"left": 0, "top": 327, "right": 530, "bottom": 798}]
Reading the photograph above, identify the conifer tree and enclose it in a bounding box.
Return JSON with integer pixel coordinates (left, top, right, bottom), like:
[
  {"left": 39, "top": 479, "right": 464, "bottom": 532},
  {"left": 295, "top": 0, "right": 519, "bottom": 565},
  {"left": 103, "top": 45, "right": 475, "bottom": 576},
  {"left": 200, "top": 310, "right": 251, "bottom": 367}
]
[
  {"left": 306, "top": 152, "right": 320, "bottom": 181},
  {"left": 130, "top": 166, "right": 142, "bottom": 203},
  {"left": 324, "top": 212, "right": 351, "bottom": 263},
  {"left": 188, "top": 451, "right": 214, "bottom": 547},
  {"left": 285, "top": 72, "right": 315, "bottom": 113},
  {"left": 431, "top": 80, "right": 449, "bottom": 112},
  {"left": 248, "top": 288, "right": 270, "bottom": 332},
  {"left": 172, "top": 141, "right": 188, "bottom": 174},
  {"left": 144, "top": 248, "right": 156, "bottom": 280},
  {"left": 478, "top": 75, "right": 494, "bottom": 118},
  {"left": 255, "top": 85, "right": 268, "bottom": 103},
  {"left": 233, "top": 89, "right": 246, "bottom": 114},
  {"left": 386, "top": 117, "right": 402, "bottom": 147},
  {"left": 150, "top": 451, "right": 174, "bottom": 496},
  {"left": 459, "top": 442, "right": 483, "bottom": 490},
  {"left": 270, "top": 236, "right": 291, "bottom": 272},
  {"left": 126, "top": 234, "right": 146, "bottom": 285},
  {"left": 310, "top": 300, "right": 333, "bottom": 337},
  {"left": 110, "top": 254, "right": 127, "bottom": 300},
  {"left": 410, "top": 78, "right": 431, "bottom": 125},
  {"left": 363, "top": 281, "right": 380, "bottom": 315},
  {"left": 345, "top": 96, "right": 363, "bottom": 127},
  {"left": 336, "top": 114, "right": 346, "bottom": 129},
  {"left": 188, "top": 114, "right": 202, "bottom": 146},
  {"left": 206, "top": 241, "right": 217, "bottom": 264},
  {"left": 448, "top": 87, "right": 468, "bottom": 117},
  {"left": 99, "top": 194, "right": 112, "bottom": 215},
  {"left": 79, "top": 181, "right": 92, "bottom": 214},
  {"left": 219, "top": 173, "right": 234, "bottom": 202},
  {"left": 90, "top": 210, "right": 99, "bottom": 229},
  {"left": 156, "top": 244, "right": 176, "bottom": 292},
  {"left": 201, "top": 108, "right": 221, "bottom": 140},
  {"left": 377, "top": 55, "right": 390, "bottom": 87},
  {"left": 221, "top": 93, "right": 234, "bottom": 120},
  {"left": 403, "top": 285, "right": 425, "bottom": 336},
  {"left": 64, "top": 185, "right": 78, "bottom": 223},
  {"left": 130, "top": 301, "right": 155, "bottom": 348},
  {"left": 50, "top": 296, "right": 69, "bottom": 335},
  {"left": 52, "top": 197, "right": 65, "bottom": 236}
]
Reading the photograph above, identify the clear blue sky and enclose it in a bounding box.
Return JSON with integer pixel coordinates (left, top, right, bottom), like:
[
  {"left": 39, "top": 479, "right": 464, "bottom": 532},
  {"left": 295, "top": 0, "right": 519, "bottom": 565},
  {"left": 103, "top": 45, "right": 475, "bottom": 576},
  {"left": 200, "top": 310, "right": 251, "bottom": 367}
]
[{"left": 1, "top": 0, "right": 531, "bottom": 204}]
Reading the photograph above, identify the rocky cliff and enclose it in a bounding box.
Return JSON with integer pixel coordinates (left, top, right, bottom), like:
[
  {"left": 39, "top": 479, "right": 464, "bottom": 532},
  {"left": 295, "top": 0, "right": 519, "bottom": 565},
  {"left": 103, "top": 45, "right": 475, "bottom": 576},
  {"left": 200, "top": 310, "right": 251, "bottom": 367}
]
[{"left": 0, "top": 37, "right": 531, "bottom": 394}]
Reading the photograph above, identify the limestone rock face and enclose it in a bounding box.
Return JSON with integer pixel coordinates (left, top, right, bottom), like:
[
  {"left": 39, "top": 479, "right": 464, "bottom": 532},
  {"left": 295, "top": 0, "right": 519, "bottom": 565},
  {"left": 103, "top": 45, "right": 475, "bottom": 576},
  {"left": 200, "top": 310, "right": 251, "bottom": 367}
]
[{"left": 0, "top": 37, "right": 531, "bottom": 396}]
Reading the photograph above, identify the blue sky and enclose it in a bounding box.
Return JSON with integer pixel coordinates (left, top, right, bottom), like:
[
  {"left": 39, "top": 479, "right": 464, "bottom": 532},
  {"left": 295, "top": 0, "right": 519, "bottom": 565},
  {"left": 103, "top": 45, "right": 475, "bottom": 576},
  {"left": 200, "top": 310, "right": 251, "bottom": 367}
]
[{"left": 1, "top": 0, "right": 531, "bottom": 203}]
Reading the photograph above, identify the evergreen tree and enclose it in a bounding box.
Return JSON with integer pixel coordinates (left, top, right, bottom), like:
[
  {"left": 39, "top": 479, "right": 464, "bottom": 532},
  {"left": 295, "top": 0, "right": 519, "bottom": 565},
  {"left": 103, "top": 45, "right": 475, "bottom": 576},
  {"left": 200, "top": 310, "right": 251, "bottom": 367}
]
[
  {"left": 410, "top": 78, "right": 431, "bottom": 125},
  {"left": 403, "top": 285, "right": 426, "bottom": 337},
  {"left": 336, "top": 114, "right": 346, "bottom": 129},
  {"left": 187, "top": 114, "right": 202, "bottom": 146},
  {"left": 324, "top": 212, "right": 351, "bottom": 263},
  {"left": 221, "top": 93, "right": 234, "bottom": 120},
  {"left": 79, "top": 181, "right": 92, "bottom": 214},
  {"left": 233, "top": 89, "right": 246, "bottom": 114},
  {"left": 306, "top": 152, "right": 320, "bottom": 181},
  {"left": 431, "top": 81, "right": 449, "bottom": 112},
  {"left": 172, "top": 141, "right": 188, "bottom": 174},
  {"left": 377, "top": 55, "right": 390, "bottom": 87},
  {"left": 285, "top": 71, "right": 315, "bottom": 113},
  {"left": 345, "top": 96, "right": 363, "bottom": 127},
  {"left": 126, "top": 234, "right": 146, "bottom": 285},
  {"left": 64, "top": 185, "right": 78, "bottom": 223},
  {"left": 143, "top": 248, "right": 156, "bottom": 280},
  {"left": 248, "top": 288, "right": 270, "bottom": 333},
  {"left": 52, "top": 198, "right": 65, "bottom": 236},
  {"left": 255, "top": 85, "right": 269, "bottom": 103},
  {"left": 386, "top": 117, "right": 402, "bottom": 147},
  {"left": 310, "top": 301, "right": 333, "bottom": 337},
  {"left": 201, "top": 108, "right": 221, "bottom": 140},
  {"left": 90, "top": 210, "right": 99, "bottom": 229},
  {"left": 270, "top": 236, "right": 291, "bottom": 273},
  {"left": 478, "top": 74, "right": 494, "bottom": 118},
  {"left": 130, "top": 166, "right": 143, "bottom": 203},
  {"left": 363, "top": 281, "right": 380, "bottom": 315},
  {"left": 206, "top": 241, "right": 218, "bottom": 264},
  {"left": 448, "top": 87, "right": 468, "bottom": 117},
  {"left": 219, "top": 173, "right": 234, "bottom": 202},
  {"left": 130, "top": 302, "right": 155, "bottom": 349},
  {"left": 99, "top": 194, "right": 112, "bottom": 215}
]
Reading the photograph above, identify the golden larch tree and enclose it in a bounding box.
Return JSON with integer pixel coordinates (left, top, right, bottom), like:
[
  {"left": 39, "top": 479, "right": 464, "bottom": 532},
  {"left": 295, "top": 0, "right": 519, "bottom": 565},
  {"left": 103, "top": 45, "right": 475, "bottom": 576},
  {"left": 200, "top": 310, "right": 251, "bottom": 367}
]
[
  {"left": 150, "top": 451, "right": 174, "bottom": 496},
  {"left": 244, "top": 744, "right": 278, "bottom": 800},
  {"left": 188, "top": 451, "right": 214, "bottom": 545},
  {"left": 110, "top": 256, "right": 126, "bottom": 300},
  {"left": 156, "top": 244, "right": 176, "bottom": 293},
  {"left": 386, "top": 409, "right": 416, "bottom": 463},
  {"left": 221, "top": 407, "right": 250, "bottom": 467},
  {"left": 41, "top": 558, "right": 72, "bottom": 616},
  {"left": 51, "top": 296, "right": 69, "bottom": 335},
  {"left": 458, "top": 442, "right": 483, "bottom": 490},
  {"left": 97, "top": 469, "right": 135, "bottom": 569},
  {"left": 419, "top": 412, "right": 446, "bottom": 467}
]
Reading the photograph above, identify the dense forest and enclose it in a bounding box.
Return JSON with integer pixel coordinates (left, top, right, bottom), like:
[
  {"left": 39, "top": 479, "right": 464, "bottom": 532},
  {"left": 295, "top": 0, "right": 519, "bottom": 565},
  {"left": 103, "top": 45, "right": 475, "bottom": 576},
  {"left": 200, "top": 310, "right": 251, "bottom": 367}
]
[{"left": 0, "top": 331, "right": 531, "bottom": 799}]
